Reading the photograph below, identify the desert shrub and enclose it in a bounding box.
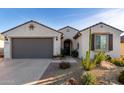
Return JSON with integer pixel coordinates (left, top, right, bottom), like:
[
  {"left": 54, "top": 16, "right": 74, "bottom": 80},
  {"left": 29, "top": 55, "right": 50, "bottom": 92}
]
[
  {"left": 61, "top": 49, "right": 65, "bottom": 57},
  {"left": 71, "top": 49, "right": 78, "bottom": 57},
  {"left": 81, "top": 72, "right": 96, "bottom": 85},
  {"left": 118, "top": 71, "right": 124, "bottom": 84},
  {"left": 106, "top": 55, "right": 112, "bottom": 61},
  {"left": 82, "top": 51, "right": 96, "bottom": 71},
  {"left": 121, "top": 55, "right": 124, "bottom": 61},
  {"left": 59, "top": 62, "right": 71, "bottom": 69},
  {"left": 93, "top": 52, "right": 107, "bottom": 64},
  {"left": 111, "top": 58, "right": 124, "bottom": 67}
]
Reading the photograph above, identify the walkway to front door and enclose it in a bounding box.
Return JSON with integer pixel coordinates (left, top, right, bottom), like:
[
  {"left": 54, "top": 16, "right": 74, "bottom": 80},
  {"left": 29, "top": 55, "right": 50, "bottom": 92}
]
[{"left": 52, "top": 56, "right": 77, "bottom": 63}]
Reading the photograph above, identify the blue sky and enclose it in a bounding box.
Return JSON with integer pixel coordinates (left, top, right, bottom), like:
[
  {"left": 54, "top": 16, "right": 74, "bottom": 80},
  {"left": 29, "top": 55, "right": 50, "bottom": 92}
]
[{"left": 0, "top": 8, "right": 124, "bottom": 33}]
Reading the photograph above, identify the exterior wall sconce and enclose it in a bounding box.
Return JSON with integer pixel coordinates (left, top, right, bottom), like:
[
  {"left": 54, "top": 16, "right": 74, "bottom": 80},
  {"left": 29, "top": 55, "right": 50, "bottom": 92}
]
[
  {"left": 5, "top": 36, "right": 8, "bottom": 41},
  {"left": 61, "top": 34, "right": 64, "bottom": 39},
  {"left": 56, "top": 36, "right": 58, "bottom": 40},
  {"left": 29, "top": 24, "right": 35, "bottom": 30}
]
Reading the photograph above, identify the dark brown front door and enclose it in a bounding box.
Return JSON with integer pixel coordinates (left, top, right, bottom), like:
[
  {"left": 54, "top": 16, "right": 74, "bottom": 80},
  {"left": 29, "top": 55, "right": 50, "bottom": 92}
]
[{"left": 64, "top": 39, "right": 71, "bottom": 56}]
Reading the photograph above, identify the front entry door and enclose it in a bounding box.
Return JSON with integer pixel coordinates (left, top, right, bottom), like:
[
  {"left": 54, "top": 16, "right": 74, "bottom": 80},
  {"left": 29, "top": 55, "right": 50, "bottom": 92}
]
[{"left": 64, "top": 39, "right": 71, "bottom": 56}]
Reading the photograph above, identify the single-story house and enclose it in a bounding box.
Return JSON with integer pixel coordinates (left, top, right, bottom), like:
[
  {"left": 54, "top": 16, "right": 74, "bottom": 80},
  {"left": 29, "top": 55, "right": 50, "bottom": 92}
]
[
  {"left": 120, "top": 35, "right": 124, "bottom": 56},
  {"left": 1, "top": 20, "right": 123, "bottom": 59}
]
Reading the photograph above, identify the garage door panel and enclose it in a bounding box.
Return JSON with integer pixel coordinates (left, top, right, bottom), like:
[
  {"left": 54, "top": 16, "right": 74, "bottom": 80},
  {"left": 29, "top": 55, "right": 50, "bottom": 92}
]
[{"left": 12, "top": 38, "right": 53, "bottom": 58}]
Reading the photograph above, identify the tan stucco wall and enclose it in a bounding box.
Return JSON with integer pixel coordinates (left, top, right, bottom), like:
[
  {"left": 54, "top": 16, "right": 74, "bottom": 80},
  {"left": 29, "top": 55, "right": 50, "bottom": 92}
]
[{"left": 120, "top": 43, "right": 124, "bottom": 55}]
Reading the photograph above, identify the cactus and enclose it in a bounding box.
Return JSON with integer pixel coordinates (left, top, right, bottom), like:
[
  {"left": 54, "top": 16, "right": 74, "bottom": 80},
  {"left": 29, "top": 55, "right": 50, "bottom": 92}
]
[
  {"left": 82, "top": 28, "right": 96, "bottom": 71},
  {"left": 89, "top": 28, "right": 92, "bottom": 55}
]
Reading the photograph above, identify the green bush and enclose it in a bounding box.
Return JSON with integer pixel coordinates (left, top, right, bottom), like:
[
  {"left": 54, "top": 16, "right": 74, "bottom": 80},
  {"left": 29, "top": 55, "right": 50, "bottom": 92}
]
[
  {"left": 106, "top": 55, "right": 112, "bottom": 61},
  {"left": 59, "top": 62, "right": 71, "bottom": 69},
  {"left": 81, "top": 72, "right": 96, "bottom": 85},
  {"left": 61, "top": 49, "right": 65, "bottom": 57},
  {"left": 93, "top": 52, "right": 107, "bottom": 64},
  {"left": 71, "top": 49, "right": 78, "bottom": 57},
  {"left": 118, "top": 71, "right": 124, "bottom": 84},
  {"left": 82, "top": 51, "right": 96, "bottom": 71},
  {"left": 111, "top": 58, "right": 124, "bottom": 67}
]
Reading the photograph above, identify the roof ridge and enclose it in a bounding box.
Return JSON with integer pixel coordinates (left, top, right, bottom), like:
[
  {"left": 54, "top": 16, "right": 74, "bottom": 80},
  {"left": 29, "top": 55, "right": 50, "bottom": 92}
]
[
  {"left": 58, "top": 26, "right": 79, "bottom": 31},
  {"left": 1, "top": 20, "right": 62, "bottom": 34},
  {"left": 80, "top": 22, "right": 123, "bottom": 32}
]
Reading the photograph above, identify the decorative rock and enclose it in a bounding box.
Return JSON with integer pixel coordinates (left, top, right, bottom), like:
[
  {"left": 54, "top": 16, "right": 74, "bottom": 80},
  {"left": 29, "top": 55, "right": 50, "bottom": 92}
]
[
  {"left": 100, "top": 61, "right": 117, "bottom": 70},
  {"left": 98, "top": 80, "right": 110, "bottom": 85},
  {"left": 64, "top": 77, "right": 79, "bottom": 85},
  {"left": 109, "top": 81, "right": 118, "bottom": 85}
]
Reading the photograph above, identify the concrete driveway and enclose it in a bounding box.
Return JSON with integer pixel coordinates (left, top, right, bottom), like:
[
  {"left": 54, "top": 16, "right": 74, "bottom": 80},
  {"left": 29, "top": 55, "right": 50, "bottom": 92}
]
[{"left": 0, "top": 59, "right": 51, "bottom": 85}]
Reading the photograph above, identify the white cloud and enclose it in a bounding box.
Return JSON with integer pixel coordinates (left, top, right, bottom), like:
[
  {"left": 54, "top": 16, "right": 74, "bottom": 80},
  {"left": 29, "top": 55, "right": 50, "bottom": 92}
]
[{"left": 70, "top": 8, "right": 124, "bottom": 35}]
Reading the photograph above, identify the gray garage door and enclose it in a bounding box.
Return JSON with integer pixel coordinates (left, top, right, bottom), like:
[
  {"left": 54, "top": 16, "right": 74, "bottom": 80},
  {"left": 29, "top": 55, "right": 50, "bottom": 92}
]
[{"left": 12, "top": 38, "right": 53, "bottom": 58}]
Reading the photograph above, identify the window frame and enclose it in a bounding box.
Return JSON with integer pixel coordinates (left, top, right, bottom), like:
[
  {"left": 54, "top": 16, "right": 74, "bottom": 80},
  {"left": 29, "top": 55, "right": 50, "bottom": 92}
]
[{"left": 94, "top": 34, "right": 109, "bottom": 52}]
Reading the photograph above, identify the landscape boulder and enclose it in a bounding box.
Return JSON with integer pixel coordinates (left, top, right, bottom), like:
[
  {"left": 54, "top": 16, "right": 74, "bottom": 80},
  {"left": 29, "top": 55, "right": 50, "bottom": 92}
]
[
  {"left": 100, "top": 61, "right": 117, "bottom": 70},
  {"left": 64, "top": 77, "right": 79, "bottom": 85}
]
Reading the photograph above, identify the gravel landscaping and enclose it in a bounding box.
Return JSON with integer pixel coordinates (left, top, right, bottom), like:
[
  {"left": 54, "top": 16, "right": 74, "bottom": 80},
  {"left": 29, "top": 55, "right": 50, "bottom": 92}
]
[
  {"left": 39, "top": 58, "right": 124, "bottom": 85},
  {"left": 40, "top": 59, "right": 82, "bottom": 80},
  {"left": 89, "top": 66, "right": 124, "bottom": 85}
]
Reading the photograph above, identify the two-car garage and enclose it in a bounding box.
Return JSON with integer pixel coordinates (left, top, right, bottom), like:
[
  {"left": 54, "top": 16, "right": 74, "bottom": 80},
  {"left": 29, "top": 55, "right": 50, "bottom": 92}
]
[
  {"left": 12, "top": 38, "right": 53, "bottom": 58},
  {"left": 2, "top": 20, "right": 61, "bottom": 59}
]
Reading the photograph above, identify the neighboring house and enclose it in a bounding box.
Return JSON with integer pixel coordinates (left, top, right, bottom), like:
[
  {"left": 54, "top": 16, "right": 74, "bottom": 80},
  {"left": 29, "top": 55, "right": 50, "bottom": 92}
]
[
  {"left": 0, "top": 34, "right": 4, "bottom": 56},
  {"left": 74, "top": 22, "right": 123, "bottom": 59},
  {"left": 1, "top": 20, "right": 123, "bottom": 59},
  {"left": 120, "top": 35, "right": 124, "bottom": 56}
]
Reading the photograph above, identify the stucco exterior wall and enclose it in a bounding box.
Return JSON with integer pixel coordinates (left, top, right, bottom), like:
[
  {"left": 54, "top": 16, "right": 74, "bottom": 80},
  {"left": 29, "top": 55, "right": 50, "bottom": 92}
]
[
  {"left": 120, "top": 43, "right": 124, "bottom": 56},
  {"left": 3, "top": 21, "right": 61, "bottom": 58},
  {"left": 59, "top": 27, "right": 78, "bottom": 50},
  {"left": 77, "top": 23, "right": 122, "bottom": 59}
]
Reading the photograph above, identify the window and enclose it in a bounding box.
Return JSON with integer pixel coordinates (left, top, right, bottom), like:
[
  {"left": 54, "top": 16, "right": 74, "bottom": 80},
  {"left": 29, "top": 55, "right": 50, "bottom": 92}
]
[{"left": 95, "top": 35, "right": 108, "bottom": 51}]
